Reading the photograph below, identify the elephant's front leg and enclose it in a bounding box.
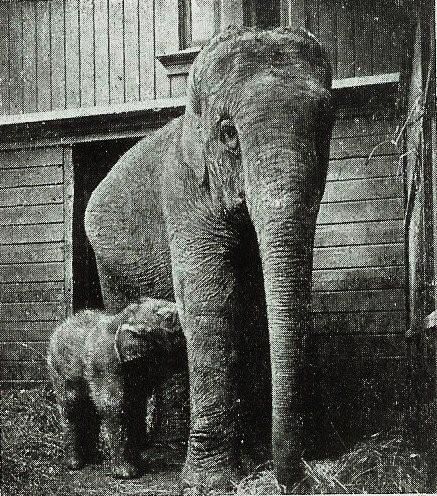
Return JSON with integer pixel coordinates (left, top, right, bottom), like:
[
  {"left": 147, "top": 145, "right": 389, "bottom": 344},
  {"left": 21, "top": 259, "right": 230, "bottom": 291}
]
[
  {"left": 91, "top": 377, "right": 141, "bottom": 479},
  {"left": 172, "top": 249, "right": 241, "bottom": 493}
]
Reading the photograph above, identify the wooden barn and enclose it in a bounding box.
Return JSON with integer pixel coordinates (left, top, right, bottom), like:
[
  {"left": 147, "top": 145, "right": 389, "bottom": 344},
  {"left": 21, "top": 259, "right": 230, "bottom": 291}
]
[{"left": 0, "top": 0, "right": 434, "bottom": 449}]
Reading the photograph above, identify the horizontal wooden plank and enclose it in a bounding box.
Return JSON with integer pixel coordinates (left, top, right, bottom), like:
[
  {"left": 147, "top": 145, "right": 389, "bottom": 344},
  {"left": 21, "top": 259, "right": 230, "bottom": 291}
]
[
  {"left": 327, "top": 155, "right": 399, "bottom": 180},
  {"left": 307, "top": 334, "right": 406, "bottom": 359},
  {"left": 0, "top": 147, "right": 63, "bottom": 169},
  {"left": 332, "top": 115, "right": 397, "bottom": 139},
  {"left": 0, "top": 320, "right": 58, "bottom": 342},
  {"left": 322, "top": 177, "right": 402, "bottom": 203},
  {"left": 312, "top": 265, "right": 404, "bottom": 291},
  {"left": 0, "top": 165, "right": 63, "bottom": 188},
  {"left": 0, "top": 282, "right": 64, "bottom": 303},
  {"left": 330, "top": 134, "right": 398, "bottom": 159},
  {"left": 0, "top": 341, "right": 48, "bottom": 361},
  {"left": 318, "top": 198, "right": 403, "bottom": 224},
  {"left": 311, "top": 310, "right": 406, "bottom": 335},
  {"left": 0, "top": 223, "right": 64, "bottom": 245},
  {"left": 312, "top": 288, "right": 405, "bottom": 313},
  {"left": 0, "top": 204, "right": 63, "bottom": 225},
  {"left": 0, "top": 302, "right": 66, "bottom": 322},
  {"left": 0, "top": 243, "right": 64, "bottom": 264},
  {"left": 313, "top": 244, "right": 404, "bottom": 269},
  {"left": 315, "top": 220, "right": 403, "bottom": 247},
  {"left": 0, "top": 184, "right": 63, "bottom": 207},
  {"left": 0, "top": 262, "right": 64, "bottom": 283},
  {"left": 0, "top": 360, "right": 48, "bottom": 381}
]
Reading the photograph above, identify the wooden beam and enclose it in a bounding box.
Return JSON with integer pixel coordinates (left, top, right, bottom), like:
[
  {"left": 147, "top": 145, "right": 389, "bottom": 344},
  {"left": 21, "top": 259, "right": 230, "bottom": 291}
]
[{"left": 63, "top": 148, "right": 73, "bottom": 318}]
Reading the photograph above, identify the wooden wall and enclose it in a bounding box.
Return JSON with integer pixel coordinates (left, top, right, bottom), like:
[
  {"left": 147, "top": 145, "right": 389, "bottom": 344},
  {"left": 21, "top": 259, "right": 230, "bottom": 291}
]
[
  {"left": 309, "top": 89, "right": 405, "bottom": 446},
  {"left": 0, "top": 88, "right": 406, "bottom": 425},
  {"left": 0, "top": 0, "right": 403, "bottom": 116},
  {"left": 0, "top": 147, "right": 72, "bottom": 387}
]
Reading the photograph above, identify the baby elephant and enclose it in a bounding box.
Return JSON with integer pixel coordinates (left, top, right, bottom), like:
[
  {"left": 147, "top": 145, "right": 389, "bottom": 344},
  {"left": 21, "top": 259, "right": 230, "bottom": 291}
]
[{"left": 47, "top": 298, "right": 186, "bottom": 479}]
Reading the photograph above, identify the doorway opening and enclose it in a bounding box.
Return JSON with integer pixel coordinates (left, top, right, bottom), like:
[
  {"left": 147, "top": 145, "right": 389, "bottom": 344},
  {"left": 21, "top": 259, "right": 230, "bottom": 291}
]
[{"left": 72, "top": 138, "right": 139, "bottom": 312}]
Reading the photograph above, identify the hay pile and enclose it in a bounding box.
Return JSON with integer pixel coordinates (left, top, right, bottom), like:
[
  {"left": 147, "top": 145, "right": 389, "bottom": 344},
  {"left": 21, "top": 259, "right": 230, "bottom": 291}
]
[
  {"left": 235, "top": 433, "right": 428, "bottom": 494},
  {"left": 1, "top": 386, "right": 431, "bottom": 495},
  {"left": 0, "top": 386, "right": 65, "bottom": 495}
]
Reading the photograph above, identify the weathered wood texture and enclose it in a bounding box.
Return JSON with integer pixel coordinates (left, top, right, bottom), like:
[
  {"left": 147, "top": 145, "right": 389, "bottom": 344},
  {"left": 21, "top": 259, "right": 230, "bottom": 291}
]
[
  {"left": 310, "top": 90, "right": 406, "bottom": 445},
  {"left": 283, "top": 0, "right": 403, "bottom": 78},
  {"left": 0, "top": 91, "right": 406, "bottom": 414},
  {"left": 0, "top": 147, "right": 68, "bottom": 382},
  {"left": 0, "top": 0, "right": 403, "bottom": 115},
  {"left": 402, "top": 7, "right": 436, "bottom": 424}
]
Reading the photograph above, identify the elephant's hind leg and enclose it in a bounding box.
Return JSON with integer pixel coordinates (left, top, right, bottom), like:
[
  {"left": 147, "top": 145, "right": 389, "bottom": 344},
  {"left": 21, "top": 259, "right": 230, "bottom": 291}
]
[
  {"left": 95, "top": 258, "right": 132, "bottom": 314},
  {"left": 59, "top": 379, "right": 96, "bottom": 470}
]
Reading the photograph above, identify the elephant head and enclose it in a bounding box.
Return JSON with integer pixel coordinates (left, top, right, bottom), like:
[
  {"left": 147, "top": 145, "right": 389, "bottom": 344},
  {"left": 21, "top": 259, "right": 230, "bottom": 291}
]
[
  {"left": 111, "top": 299, "right": 184, "bottom": 365},
  {"left": 177, "top": 26, "right": 334, "bottom": 489}
]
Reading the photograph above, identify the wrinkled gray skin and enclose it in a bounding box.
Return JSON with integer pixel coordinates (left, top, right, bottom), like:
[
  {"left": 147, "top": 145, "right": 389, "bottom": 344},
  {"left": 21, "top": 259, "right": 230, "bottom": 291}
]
[
  {"left": 85, "top": 26, "right": 334, "bottom": 492},
  {"left": 47, "top": 299, "right": 185, "bottom": 479}
]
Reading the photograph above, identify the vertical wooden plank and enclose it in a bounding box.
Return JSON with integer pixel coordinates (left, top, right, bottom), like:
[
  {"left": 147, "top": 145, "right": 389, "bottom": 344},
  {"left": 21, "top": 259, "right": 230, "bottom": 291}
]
[
  {"left": 63, "top": 147, "right": 73, "bottom": 318},
  {"left": 354, "top": 1, "right": 373, "bottom": 77},
  {"left": 280, "top": 0, "right": 289, "bottom": 26},
  {"left": 108, "top": 0, "right": 125, "bottom": 104},
  {"left": 139, "top": 0, "right": 154, "bottom": 100},
  {"left": 372, "top": 6, "right": 400, "bottom": 75},
  {"left": 124, "top": 0, "right": 140, "bottom": 102},
  {"left": 36, "top": 1, "right": 52, "bottom": 111},
  {"left": 65, "top": 0, "right": 81, "bottom": 107},
  {"left": 285, "top": 0, "right": 305, "bottom": 28},
  {"left": 220, "top": 0, "right": 244, "bottom": 28},
  {"left": 94, "top": 0, "right": 110, "bottom": 106},
  {"left": 9, "top": 2, "right": 24, "bottom": 114},
  {"left": 305, "top": 0, "right": 318, "bottom": 36},
  {"left": 318, "top": 0, "right": 337, "bottom": 77},
  {"left": 79, "top": 0, "right": 95, "bottom": 107},
  {"left": 336, "top": 0, "right": 355, "bottom": 78},
  {"left": 155, "top": 0, "right": 179, "bottom": 98},
  {"left": 191, "top": 0, "right": 216, "bottom": 45},
  {"left": 50, "top": 0, "right": 66, "bottom": 110},
  {"left": 21, "top": 2, "right": 37, "bottom": 113},
  {"left": 0, "top": 3, "right": 10, "bottom": 115}
]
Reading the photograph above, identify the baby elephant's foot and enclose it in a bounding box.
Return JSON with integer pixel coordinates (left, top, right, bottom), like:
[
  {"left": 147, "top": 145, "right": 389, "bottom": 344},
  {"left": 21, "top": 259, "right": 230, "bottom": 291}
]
[
  {"left": 112, "top": 460, "right": 141, "bottom": 479},
  {"left": 66, "top": 454, "right": 86, "bottom": 470}
]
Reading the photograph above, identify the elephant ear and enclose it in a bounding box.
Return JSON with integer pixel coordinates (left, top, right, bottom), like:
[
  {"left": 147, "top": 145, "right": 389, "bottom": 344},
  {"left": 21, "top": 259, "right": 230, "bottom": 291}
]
[
  {"left": 114, "top": 320, "right": 151, "bottom": 363},
  {"left": 182, "top": 67, "right": 209, "bottom": 186}
]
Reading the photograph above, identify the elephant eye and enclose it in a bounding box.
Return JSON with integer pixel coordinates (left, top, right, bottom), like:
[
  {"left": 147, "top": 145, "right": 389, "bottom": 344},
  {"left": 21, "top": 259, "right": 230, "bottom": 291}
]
[{"left": 219, "top": 119, "right": 239, "bottom": 152}]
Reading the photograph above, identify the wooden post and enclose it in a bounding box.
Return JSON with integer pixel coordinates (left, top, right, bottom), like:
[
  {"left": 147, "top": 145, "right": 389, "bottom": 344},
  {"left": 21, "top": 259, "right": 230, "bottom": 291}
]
[
  {"left": 432, "top": 0, "right": 437, "bottom": 308},
  {"left": 63, "top": 147, "right": 74, "bottom": 317}
]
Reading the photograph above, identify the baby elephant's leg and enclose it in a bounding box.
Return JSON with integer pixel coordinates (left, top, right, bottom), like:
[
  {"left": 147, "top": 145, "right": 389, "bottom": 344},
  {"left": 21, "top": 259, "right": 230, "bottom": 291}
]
[
  {"left": 92, "top": 376, "right": 141, "bottom": 479},
  {"left": 59, "top": 380, "right": 92, "bottom": 469}
]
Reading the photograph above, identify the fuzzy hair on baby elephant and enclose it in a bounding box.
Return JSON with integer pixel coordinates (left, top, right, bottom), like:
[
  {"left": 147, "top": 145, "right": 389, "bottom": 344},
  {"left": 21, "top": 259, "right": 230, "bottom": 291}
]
[{"left": 47, "top": 298, "right": 186, "bottom": 479}]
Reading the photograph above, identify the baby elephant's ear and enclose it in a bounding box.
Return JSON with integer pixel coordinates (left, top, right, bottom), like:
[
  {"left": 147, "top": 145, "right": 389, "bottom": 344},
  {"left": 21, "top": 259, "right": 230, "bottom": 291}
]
[
  {"left": 115, "top": 322, "right": 150, "bottom": 363},
  {"left": 156, "top": 304, "right": 179, "bottom": 329}
]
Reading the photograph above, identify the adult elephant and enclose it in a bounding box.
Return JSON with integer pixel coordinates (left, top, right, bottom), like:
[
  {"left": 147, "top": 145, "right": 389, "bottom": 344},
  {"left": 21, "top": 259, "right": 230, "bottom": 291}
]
[{"left": 85, "top": 26, "right": 334, "bottom": 493}]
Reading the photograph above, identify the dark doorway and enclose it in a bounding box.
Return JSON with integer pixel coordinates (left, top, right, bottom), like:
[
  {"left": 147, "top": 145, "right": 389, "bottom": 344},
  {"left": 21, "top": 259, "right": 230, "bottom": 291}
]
[{"left": 72, "top": 138, "right": 139, "bottom": 311}]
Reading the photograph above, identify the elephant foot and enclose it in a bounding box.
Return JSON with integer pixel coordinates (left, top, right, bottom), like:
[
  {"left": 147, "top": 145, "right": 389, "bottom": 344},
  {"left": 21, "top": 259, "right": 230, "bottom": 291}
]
[
  {"left": 66, "top": 454, "right": 86, "bottom": 470},
  {"left": 111, "top": 460, "right": 141, "bottom": 479},
  {"left": 275, "top": 464, "right": 306, "bottom": 494},
  {"left": 181, "top": 462, "right": 243, "bottom": 495}
]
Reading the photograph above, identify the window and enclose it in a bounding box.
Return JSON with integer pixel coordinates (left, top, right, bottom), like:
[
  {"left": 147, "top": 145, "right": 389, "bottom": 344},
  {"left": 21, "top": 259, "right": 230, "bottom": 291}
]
[
  {"left": 243, "top": 0, "right": 280, "bottom": 28},
  {"left": 179, "top": 0, "right": 221, "bottom": 49}
]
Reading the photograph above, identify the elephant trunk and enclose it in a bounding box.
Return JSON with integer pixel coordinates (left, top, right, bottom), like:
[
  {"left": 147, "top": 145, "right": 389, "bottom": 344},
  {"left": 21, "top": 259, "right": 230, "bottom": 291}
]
[{"left": 245, "top": 144, "right": 321, "bottom": 487}]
